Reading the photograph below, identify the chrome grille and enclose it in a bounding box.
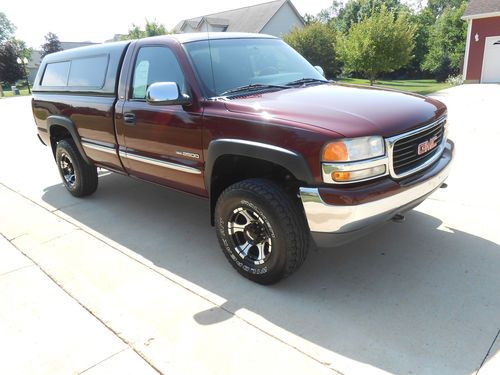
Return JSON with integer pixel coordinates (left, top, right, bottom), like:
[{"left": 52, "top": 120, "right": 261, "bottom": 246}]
[{"left": 388, "top": 117, "right": 447, "bottom": 178}]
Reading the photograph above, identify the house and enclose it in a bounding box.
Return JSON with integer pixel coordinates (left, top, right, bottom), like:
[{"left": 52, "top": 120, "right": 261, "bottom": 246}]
[
  {"left": 26, "top": 50, "right": 42, "bottom": 84},
  {"left": 174, "top": 0, "right": 304, "bottom": 37},
  {"left": 462, "top": 0, "right": 500, "bottom": 83},
  {"left": 27, "top": 42, "right": 98, "bottom": 84}
]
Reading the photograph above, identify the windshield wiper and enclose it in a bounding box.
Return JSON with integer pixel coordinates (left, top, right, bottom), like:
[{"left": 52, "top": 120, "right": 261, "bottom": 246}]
[
  {"left": 220, "top": 83, "right": 291, "bottom": 96},
  {"left": 285, "top": 78, "right": 330, "bottom": 87}
]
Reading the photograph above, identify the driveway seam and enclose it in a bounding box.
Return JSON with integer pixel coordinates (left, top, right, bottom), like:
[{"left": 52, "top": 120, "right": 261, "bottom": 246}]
[
  {"left": 8, "top": 233, "right": 28, "bottom": 241},
  {"left": 78, "top": 347, "right": 129, "bottom": 374},
  {"left": 38, "top": 228, "right": 82, "bottom": 245},
  {"left": 4, "top": 233, "right": 162, "bottom": 375},
  {"left": 476, "top": 329, "right": 500, "bottom": 374},
  {"left": 0, "top": 180, "right": 343, "bottom": 374},
  {"left": 0, "top": 264, "right": 35, "bottom": 278}
]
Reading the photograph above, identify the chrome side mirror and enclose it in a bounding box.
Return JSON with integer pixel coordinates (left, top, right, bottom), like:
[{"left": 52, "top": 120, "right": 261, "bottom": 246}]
[
  {"left": 146, "top": 82, "right": 191, "bottom": 106},
  {"left": 314, "top": 66, "right": 325, "bottom": 77}
]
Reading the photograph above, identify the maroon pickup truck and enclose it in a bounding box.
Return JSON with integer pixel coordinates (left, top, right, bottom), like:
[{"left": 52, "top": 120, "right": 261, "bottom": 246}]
[{"left": 32, "top": 33, "right": 453, "bottom": 284}]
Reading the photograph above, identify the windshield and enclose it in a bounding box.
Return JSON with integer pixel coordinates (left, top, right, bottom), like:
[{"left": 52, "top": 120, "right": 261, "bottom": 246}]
[{"left": 184, "top": 38, "right": 325, "bottom": 97}]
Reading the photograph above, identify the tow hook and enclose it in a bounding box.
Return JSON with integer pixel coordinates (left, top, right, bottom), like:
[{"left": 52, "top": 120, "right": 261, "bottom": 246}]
[
  {"left": 392, "top": 214, "right": 405, "bottom": 223},
  {"left": 440, "top": 183, "right": 448, "bottom": 189}
]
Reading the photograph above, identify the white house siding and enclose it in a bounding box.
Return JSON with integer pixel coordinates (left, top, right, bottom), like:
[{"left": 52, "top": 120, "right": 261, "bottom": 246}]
[
  {"left": 182, "top": 24, "right": 196, "bottom": 33},
  {"left": 260, "top": 3, "right": 303, "bottom": 37},
  {"left": 197, "top": 21, "right": 226, "bottom": 32}
]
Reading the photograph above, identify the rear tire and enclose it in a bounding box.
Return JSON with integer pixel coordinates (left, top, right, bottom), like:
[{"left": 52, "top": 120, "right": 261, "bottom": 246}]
[
  {"left": 55, "top": 139, "right": 98, "bottom": 197},
  {"left": 215, "top": 178, "right": 309, "bottom": 284}
]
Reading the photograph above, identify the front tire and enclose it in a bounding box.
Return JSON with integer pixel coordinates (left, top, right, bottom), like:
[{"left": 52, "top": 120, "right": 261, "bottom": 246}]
[
  {"left": 215, "top": 178, "right": 309, "bottom": 284},
  {"left": 55, "top": 139, "right": 98, "bottom": 197}
]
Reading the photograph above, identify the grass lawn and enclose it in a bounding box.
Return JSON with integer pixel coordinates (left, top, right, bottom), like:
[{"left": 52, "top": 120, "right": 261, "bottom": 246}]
[
  {"left": 338, "top": 78, "right": 452, "bottom": 95},
  {"left": 0, "top": 88, "right": 31, "bottom": 98}
]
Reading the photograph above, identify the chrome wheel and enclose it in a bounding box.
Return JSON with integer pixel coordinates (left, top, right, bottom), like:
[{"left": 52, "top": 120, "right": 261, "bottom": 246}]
[
  {"left": 59, "top": 153, "right": 76, "bottom": 187},
  {"left": 227, "top": 207, "right": 272, "bottom": 265}
]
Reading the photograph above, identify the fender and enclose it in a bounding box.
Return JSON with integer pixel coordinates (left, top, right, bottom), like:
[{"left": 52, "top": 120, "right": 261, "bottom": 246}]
[
  {"left": 205, "top": 138, "right": 315, "bottom": 191},
  {"left": 46, "top": 115, "right": 92, "bottom": 165},
  {"left": 206, "top": 139, "right": 315, "bottom": 225}
]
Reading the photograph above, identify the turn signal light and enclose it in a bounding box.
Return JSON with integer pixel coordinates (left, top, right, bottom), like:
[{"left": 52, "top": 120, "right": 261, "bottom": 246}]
[
  {"left": 323, "top": 142, "right": 348, "bottom": 162},
  {"left": 332, "top": 171, "right": 351, "bottom": 181},
  {"left": 330, "top": 165, "right": 386, "bottom": 183},
  {"left": 322, "top": 136, "right": 385, "bottom": 162}
]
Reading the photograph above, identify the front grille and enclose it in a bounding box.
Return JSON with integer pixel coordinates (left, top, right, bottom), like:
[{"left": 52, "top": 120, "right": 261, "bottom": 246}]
[{"left": 391, "top": 119, "right": 446, "bottom": 176}]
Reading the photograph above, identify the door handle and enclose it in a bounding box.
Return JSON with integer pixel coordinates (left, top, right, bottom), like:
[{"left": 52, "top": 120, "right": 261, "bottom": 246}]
[{"left": 123, "top": 112, "right": 136, "bottom": 125}]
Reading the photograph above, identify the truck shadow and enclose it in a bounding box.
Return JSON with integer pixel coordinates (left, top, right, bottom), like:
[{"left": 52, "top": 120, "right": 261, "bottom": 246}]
[{"left": 42, "top": 172, "right": 500, "bottom": 375}]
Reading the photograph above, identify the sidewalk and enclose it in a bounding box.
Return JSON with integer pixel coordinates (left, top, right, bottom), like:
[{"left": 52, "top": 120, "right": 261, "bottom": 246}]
[
  {"left": 0, "top": 183, "right": 336, "bottom": 375},
  {"left": 0, "top": 234, "right": 158, "bottom": 375}
]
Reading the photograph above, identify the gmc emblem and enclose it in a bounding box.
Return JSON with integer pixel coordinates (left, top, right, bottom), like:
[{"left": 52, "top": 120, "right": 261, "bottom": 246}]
[{"left": 417, "top": 135, "right": 439, "bottom": 155}]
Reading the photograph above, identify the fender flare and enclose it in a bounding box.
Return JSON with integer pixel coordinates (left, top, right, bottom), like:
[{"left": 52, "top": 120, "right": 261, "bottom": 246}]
[
  {"left": 206, "top": 139, "right": 315, "bottom": 225},
  {"left": 206, "top": 139, "right": 315, "bottom": 191},
  {"left": 47, "top": 115, "right": 91, "bottom": 165},
  {"left": 206, "top": 139, "right": 315, "bottom": 190}
]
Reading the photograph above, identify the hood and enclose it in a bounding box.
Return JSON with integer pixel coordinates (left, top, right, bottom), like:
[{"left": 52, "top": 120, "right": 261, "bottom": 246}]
[{"left": 223, "top": 83, "right": 447, "bottom": 138}]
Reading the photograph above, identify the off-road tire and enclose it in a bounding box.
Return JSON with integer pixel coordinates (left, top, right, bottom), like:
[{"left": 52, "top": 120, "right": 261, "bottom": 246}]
[
  {"left": 215, "top": 178, "right": 309, "bottom": 284},
  {"left": 55, "top": 139, "right": 98, "bottom": 197}
]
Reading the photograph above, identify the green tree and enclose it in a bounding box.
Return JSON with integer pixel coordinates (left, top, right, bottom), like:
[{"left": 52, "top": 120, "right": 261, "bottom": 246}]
[
  {"left": 0, "top": 40, "right": 25, "bottom": 85},
  {"left": 398, "top": 7, "right": 434, "bottom": 78},
  {"left": 11, "top": 38, "right": 31, "bottom": 60},
  {"left": 0, "top": 13, "right": 31, "bottom": 93},
  {"left": 41, "top": 32, "right": 63, "bottom": 58},
  {"left": 121, "top": 20, "right": 169, "bottom": 40},
  {"left": 284, "top": 23, "right": 339, "bottom": 79},
  {"left": 337, "top": 6, "right": 416, "bottom": 85},
  {"left": 422, "top": 1, "right": 467, "bottom": 81},
  {"left": 335, "top": 0, "right": 410, "bottom": 32},
  {"left": 122, "top": 24, "right": 144, "bottom": 40},
  {"left": 315, "top": 1, "right": 342, "bottom": 24},
  {"left": 302, "top": 14, "right": 318, "bottom": 26},
  {"left": 0, "top": 12, "right": 16, "bottom": 44},
  {"left": 426, "top": 0, "right": 465, "bottom": 18}
]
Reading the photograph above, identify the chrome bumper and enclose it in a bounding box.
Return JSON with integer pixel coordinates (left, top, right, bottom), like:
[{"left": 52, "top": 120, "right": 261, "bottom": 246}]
[{"left": 300, "top": 141, "right": 453, "bottom": 236}]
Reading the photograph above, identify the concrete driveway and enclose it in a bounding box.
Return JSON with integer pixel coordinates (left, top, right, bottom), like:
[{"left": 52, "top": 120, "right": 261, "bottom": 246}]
[{"left": 0, "top": 84, "right": 499, "bottom": 375}]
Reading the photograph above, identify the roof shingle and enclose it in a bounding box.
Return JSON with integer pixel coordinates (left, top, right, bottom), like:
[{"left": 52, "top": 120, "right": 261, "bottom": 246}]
[
  {"left": 175, "top": 0, "right": 299, "bottom": 33},
  {"left": 463, "top": 0, "right": 500, "bottom": 18}
]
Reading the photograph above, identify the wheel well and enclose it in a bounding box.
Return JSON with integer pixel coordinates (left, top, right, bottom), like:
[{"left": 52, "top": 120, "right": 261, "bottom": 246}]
[
  {"left": 49, "top": 125, "right": 72, "bottom": 156},
  {"left": 209, "top": 155, "right": 302, "bottom": 225}
]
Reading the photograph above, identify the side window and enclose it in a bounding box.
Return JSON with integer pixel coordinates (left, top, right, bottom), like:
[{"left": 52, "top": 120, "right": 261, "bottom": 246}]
[
  {"left": 131, "top": 47, "right": 186, "bottom": 100},
  {"left": 68, "top": 55, "right": 108, "bottom": 88},
  {"left": 41, "top": 61, "right": 70, "bottom": 86}
]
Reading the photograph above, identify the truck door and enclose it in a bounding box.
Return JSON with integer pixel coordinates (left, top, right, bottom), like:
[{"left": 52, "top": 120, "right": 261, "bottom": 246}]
[{"left": 116, "top": 45, "right": 205, "bottom": 196}]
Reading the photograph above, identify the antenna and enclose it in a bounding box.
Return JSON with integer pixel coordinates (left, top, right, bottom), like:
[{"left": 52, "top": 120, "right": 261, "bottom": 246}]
[{"left": 205, "top": 18, "right": 217, "bottom": 97}]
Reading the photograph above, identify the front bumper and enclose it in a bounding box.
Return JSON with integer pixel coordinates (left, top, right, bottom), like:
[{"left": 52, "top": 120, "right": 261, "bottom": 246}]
[{"left": 300, "top": 141, "right": 454, "bottom": 247}]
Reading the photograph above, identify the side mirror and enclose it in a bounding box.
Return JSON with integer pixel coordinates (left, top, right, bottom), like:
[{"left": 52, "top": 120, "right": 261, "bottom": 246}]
[
  {"left": 146, "top": 82, "right": 191, "bottom": 106},
  {"left": 314, "top": 66, "right": 325, "bottom": 77}
]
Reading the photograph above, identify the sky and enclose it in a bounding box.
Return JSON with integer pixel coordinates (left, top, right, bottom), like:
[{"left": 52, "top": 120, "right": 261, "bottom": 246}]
[{"left": 2, "top": 0, "right": 422, "bottom": 49}]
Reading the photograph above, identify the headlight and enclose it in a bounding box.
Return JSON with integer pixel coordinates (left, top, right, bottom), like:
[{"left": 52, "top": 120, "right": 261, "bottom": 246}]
[
  {"left": 321, "top": 136, "right": 388, "bottom": 184},
  {"left": 322, "top": 136, "right": 385, "bottom": 162}
]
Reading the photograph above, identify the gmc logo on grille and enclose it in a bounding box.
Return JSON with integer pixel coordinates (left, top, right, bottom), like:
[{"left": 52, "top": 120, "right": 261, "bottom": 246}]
[{"left": 417, "top": 135, "right": 439, "bottom": 155}]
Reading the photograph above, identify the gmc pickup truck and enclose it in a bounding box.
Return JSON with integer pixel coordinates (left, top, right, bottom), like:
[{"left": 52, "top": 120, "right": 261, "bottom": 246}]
[{"left": 32, "top": 33, "right": 453, "bottom": 284}]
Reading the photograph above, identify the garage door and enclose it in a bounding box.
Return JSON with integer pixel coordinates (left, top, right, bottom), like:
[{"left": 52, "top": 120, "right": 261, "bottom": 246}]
[{"left": 482, "top": 36, "right": 500, "bottom": 83}]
